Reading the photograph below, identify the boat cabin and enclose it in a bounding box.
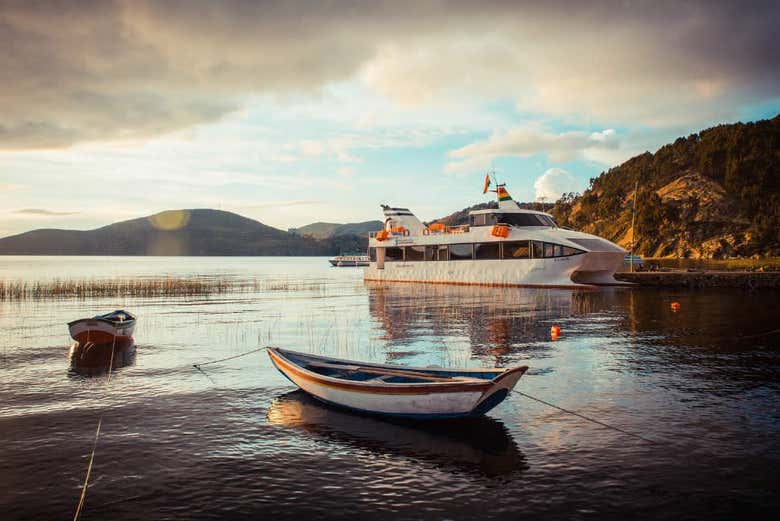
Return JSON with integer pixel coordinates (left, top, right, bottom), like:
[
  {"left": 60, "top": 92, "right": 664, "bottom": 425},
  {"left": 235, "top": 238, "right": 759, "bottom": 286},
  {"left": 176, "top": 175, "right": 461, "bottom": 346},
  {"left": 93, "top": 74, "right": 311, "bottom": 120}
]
[{"left": 468, "top": 209, "right": 557, "bottom": 228}]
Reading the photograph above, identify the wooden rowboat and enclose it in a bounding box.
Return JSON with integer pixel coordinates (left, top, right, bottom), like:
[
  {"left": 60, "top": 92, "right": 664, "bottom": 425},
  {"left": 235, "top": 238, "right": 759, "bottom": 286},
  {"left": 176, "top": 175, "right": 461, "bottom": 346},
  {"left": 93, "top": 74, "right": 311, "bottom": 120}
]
[
  {"left": 267, "top": 347, "right": 529, "bottom": 419},
  {"left": 68, "top": 309, "right": 136, "bottom": 344}
]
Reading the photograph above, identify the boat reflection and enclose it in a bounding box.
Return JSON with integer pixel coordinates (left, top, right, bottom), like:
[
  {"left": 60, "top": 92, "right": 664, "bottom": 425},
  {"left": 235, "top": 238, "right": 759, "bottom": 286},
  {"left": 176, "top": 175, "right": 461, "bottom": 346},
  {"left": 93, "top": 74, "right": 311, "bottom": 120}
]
[
  {"left": 68, "top": 338, "right": 136, "bottom": 376},
  {"left": 366, "top": 282, "right": 606, "bottom": 365},
  {"left": 365, "top": 282, "right": 780, "bottom": 391},
  {"left": 266, "top": 390, "right": 528, "bottom": 478}
]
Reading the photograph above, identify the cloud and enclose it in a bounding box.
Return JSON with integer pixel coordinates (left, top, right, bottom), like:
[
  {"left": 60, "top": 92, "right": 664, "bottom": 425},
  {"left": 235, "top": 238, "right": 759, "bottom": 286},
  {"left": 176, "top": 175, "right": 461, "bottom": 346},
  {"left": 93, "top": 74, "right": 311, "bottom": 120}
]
[
  {"left": 533, "top": 168, "right": 581, "bottom": 202},
  {"left": 362, "top": 4, "right": 780, "bottom": 129},
  {"left": 14, "top": 208, "right": 80, "bottom": 216},
  {"left": 1, "top": 1, "right": 778, "bottom": 150},
  {"left": 445, "top": 126, "right": 619, "bottom": 174},
  {"left": 0, "top": 0, "right": 378, "bottom": 150}
]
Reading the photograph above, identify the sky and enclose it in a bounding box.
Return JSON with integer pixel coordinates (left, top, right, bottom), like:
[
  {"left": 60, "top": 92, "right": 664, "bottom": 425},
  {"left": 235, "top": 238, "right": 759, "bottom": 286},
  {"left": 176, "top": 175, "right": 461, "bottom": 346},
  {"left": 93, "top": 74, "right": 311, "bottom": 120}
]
[{"left": 1, "top": 0, "right": 779, "bottom": 237}]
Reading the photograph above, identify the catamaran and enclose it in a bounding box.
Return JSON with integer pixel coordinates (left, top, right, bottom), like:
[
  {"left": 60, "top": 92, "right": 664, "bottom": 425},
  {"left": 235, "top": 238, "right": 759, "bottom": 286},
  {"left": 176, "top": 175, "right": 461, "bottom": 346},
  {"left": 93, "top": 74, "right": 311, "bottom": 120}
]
[
  {"left": 329, "top": 253, "right": 370, "bottom": 267},
  {"left": 364, "top": 177, "right": 626, "bottom": 287}
]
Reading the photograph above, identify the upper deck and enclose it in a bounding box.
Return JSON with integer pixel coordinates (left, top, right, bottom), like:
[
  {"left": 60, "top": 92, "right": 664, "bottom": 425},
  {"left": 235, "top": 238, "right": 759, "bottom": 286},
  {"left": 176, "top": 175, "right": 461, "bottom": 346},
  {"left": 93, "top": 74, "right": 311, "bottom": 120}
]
[
  {"left": 468, "top": 208, "right": 557, "bottom": 228},
  {"left": 368, "top": 180, "right": 625, "bottom": 255}
]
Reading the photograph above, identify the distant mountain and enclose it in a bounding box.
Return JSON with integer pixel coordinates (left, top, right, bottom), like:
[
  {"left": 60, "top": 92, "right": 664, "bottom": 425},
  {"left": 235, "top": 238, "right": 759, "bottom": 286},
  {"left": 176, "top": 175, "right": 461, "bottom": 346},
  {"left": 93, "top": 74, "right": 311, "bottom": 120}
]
[
  {"left": 332, "top": 221, "right": 384, "bottom": 237},
  {"left": 293, "top": 222, "right": 341, "bottom": 239},
  {"left": 294, "top": 220, "right": 382, "bottom": 239},
  {"left": 551, "top": 114, "right": 780, "bottom": 258},
  {"left": 0, "top": 209, "right": 368, "bottom": 256}
]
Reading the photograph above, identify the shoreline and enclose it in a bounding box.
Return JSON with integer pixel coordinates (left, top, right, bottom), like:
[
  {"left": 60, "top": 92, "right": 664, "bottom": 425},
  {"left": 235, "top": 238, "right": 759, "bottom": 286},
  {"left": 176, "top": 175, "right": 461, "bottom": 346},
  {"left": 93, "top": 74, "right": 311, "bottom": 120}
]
[{"left": 615, "top": 271, "right": 780, "bottom": 289}]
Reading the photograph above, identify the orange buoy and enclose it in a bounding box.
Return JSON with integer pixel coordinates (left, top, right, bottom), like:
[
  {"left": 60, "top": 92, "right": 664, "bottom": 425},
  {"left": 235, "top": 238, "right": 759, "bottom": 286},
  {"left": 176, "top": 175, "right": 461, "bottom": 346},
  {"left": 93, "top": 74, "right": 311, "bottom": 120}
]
[
  {"left": 671, "top": 302, "right": 680, "bottom": 312},
  {"left": 550, "top": 324, "right": 561, "bottom": 339}
]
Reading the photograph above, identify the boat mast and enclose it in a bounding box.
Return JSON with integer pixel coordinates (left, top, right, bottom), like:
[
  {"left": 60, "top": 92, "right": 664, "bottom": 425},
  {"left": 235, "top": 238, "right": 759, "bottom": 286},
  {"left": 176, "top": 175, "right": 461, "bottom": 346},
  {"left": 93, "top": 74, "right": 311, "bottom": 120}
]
[{"left": 630, "top": 179, "right": 639, "bottom": 272}]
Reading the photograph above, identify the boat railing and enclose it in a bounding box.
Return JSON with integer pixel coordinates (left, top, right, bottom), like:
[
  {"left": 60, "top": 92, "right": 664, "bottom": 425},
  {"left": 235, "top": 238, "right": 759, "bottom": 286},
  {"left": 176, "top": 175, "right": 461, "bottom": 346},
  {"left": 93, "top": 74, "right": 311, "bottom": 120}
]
[
  {"left": 445, "top": 225, "right": 469, "bottom": 234},
  {"left": 369, "top": 224, "right": 470, "bottom": 239}
]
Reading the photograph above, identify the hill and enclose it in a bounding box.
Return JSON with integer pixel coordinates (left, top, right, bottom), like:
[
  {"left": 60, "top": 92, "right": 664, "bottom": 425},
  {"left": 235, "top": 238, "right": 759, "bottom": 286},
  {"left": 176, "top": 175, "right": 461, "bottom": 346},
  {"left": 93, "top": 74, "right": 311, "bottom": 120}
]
[
  {"left": 0, "top": 209, "right": 367, "bottom": 256},
  {"left": 294, "top": 220, "right": 382, "bottom": 239},
  {"left": 551, "top": 114, "right": 780, "bottom": 258},
  {"left": 332, "top": 221, "right": 384, "bottom": 237},
  {"left": 293, "top": 222, "right": 341, "bottom": 239}
]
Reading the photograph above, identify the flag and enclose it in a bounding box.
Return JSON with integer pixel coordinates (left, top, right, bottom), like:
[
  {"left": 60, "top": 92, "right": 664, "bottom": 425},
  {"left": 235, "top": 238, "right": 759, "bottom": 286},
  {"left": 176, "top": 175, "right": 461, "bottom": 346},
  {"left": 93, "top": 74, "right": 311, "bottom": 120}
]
[
  {"left": 497, "top": 185, "right": 512, "bottom": 201},
  {"left": 482, "top": 174, "right": 491, "bottom": 194}
]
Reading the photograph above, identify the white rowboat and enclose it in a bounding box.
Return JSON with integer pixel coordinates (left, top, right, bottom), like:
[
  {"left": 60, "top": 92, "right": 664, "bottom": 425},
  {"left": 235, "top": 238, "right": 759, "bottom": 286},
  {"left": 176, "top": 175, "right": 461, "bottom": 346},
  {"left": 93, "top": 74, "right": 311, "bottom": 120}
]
[{"left": 268, "top": 347, "right": 528, "bottom": 419}]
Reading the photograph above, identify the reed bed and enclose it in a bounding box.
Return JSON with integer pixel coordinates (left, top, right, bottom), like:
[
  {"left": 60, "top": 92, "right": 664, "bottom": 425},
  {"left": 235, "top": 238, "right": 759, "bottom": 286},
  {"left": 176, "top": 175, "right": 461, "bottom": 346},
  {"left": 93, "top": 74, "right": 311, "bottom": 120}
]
[{"left": 0, "top": 277, "right": 328, "bottom": 300}]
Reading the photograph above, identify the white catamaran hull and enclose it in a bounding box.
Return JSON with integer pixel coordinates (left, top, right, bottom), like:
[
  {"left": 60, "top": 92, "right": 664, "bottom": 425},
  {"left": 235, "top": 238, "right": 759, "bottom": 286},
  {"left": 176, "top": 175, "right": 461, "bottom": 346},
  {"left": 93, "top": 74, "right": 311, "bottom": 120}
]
[{"left": 364, "top": 251, "right": 625, "bottom": 288}]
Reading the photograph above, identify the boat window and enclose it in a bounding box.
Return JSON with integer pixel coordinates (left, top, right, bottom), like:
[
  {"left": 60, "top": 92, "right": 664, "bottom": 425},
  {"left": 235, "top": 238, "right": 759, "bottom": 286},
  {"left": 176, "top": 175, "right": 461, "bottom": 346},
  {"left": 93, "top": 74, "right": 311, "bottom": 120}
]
[
  {"left": 543, "top": 243, "right": 554, "bottom": 258},
  {"left": 549, "top": 242, "right": 585, "bottom": 257},
  {"left": 503, "top": 241, "right": 530, "bottom": 259},
  {"left": 531, "top": 241, "right": 544, "bottom": 259},
  {"left": 471, "top": 213, "right": 502, "bottom": 226},
  {"left": 436, "top": 245, "right": 449, "bottom": 261},
  {"left": 385, "top": 247, "right": 403, "bottom": 261},
  {"left": 474, "top": 242, "right": 501, "bottom": 260},
  {"left": 449, "top": 243, "right": 473, "bottom": 260},
  {"left": 424, "top": 246, "right": 437, "bottom": 261},
  {"left": 561, "top": 246, "right": 584, "bottom": 256},
  {"left": 404, "top": 246, "right": 425, "bottom": 261},
  {"left": 369, "top": 247, "right": 376, "bottom": 262},
  {"left": 498, "top": 213, "right": 554, "bottom": 227}
]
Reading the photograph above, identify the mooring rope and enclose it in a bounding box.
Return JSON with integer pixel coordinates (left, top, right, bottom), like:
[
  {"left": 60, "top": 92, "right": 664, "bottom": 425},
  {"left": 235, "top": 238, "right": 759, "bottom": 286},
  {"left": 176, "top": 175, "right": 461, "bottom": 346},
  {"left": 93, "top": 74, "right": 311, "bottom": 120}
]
[
  {"left": 193, "top": 346, "right": 268, "bottom": 368},
  {"left": 735, "top": 328, "right": 780, "bottom": 340},
  {"left": 73, "top": 335, "right": 117, "bottom": 521},
  {"left": 192, "top": 346, "right": 269, "bottom": 384},
  {"left": 512, "top": 390, "right": 660, "bottom": 445},
  {"left": 194, "top": 348, "right": 657, "bottom": 446}
]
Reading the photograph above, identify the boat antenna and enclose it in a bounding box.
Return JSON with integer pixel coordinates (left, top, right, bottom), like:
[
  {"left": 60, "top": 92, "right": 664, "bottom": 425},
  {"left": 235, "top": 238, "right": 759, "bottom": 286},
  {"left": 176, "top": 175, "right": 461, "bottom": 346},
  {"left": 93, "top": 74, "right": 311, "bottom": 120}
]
[{"left": 630, "top": 179, "right": 639, "bottom": 272}]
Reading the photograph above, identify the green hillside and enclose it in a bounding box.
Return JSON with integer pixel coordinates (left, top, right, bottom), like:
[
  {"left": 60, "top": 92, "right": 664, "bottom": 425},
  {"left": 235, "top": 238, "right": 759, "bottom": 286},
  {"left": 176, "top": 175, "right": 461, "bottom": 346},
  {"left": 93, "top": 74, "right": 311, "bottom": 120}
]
[
  {"left": 295, "top": 220, "right": 382, "bottom": 239},
  {"left": 552, "top": 114, "right": 780, "bottom": 258},
  {"left": 294, "top": 222, "right": 341, "bottom": 239}
]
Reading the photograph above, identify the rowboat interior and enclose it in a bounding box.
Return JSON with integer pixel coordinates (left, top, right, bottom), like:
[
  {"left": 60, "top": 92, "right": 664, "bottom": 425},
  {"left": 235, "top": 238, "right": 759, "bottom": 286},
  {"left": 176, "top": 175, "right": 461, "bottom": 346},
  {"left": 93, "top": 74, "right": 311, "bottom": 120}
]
[{"left": 281, "top": 350, "right": 504, "bottom": 385}]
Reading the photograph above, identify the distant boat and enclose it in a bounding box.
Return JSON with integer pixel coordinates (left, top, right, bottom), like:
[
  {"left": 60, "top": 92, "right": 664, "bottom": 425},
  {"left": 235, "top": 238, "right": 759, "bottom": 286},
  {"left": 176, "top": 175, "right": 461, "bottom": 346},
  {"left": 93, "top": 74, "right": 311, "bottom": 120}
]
[
  {"left": 68, "top": 309, "right": 136, "bottom": 345},
  {"left": 267, "top": 347, "right": 528, "bottom": 419},
  {"left": 329, "top": 253, "right": 370, "bottom": 267}
]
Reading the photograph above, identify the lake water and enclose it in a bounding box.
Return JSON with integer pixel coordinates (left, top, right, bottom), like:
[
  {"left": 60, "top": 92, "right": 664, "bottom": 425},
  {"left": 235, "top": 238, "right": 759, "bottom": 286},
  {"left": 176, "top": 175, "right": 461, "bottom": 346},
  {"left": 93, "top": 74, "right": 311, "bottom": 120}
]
[{"left": 1, "top": 256, "right": 779, "bottom": 520}]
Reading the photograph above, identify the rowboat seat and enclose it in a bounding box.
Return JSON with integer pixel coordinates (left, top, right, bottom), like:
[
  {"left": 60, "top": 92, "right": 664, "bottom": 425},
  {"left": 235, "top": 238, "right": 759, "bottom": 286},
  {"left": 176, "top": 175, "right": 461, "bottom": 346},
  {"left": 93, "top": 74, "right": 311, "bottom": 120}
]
[{"left": 368, "top": 374, "right": 395, "bottom": 382}]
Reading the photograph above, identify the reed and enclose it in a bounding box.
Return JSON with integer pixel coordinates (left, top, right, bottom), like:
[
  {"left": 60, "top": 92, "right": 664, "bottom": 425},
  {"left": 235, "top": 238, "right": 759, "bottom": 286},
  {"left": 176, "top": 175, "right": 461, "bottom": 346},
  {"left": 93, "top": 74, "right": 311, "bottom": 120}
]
[{"left": 0, "top": 277, "right": 328, "bottom": 300}]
